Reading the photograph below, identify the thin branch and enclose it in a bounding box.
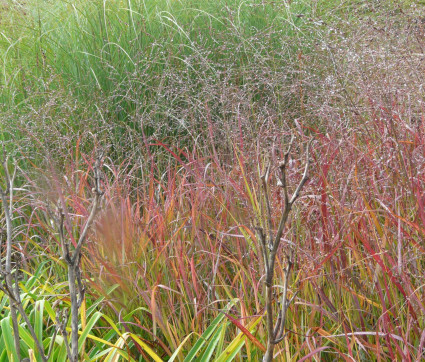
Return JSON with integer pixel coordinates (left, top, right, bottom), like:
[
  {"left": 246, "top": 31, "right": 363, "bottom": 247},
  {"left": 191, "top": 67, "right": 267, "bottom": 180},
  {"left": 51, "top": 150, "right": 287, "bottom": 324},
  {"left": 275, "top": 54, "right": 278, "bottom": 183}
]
[
  {"left": 57, "top": 310, "right": 72, "bottom": 361},
  {"left": 289, "top": 139, "right": 312, "bottom": 204},
  {"left": 279, "top": 134, "right": 295, "bottom": 207},
  {"left": 271, "top": 331, "right": 288, "bottom": 345},
  {"left": 71, "top": 157, "right": 103, "bottom": 264},
  {"left": 13, "top": 277, "right": 47, "bottom": 361},
  {"left": 260, "top": 136, "right": 312, "bottom": 362},
  {"left": 56, "top": 153, "right": 104, "bottom": 362},
  {"left": 0, "top": 150, "right": 21, "bottom": 361},
  {"left": 271, "top": 206, "right": 291, "bottom": 256},
  {"left": 275, "top": 259, "right": 294, "bottom": 340},
  {"left": 255, "top": 226, "right": 270, "bottom": 276},
  {"left": 76, "top": 256, "right": 85, "bottom": 308},
  {"left": 260, "top": 161, "right": 273, "bottom": 246},
  {"left": 46, "top": 325, "right": 59, "bottom": 361}
]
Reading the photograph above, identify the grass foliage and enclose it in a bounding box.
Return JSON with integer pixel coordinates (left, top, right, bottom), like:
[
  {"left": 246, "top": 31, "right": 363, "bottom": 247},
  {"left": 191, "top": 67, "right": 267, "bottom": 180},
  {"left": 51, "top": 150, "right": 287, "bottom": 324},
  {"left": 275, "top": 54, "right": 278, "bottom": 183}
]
[{"left": 1, "top": 0, "right": 425, "bottom": 360}]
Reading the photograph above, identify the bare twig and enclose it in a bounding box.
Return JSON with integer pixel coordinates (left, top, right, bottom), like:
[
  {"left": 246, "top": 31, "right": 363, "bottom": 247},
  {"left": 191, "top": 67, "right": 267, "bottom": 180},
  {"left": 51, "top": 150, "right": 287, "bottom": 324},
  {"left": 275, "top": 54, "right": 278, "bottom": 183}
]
[
  {"left": 0, "top": 148, "right": 21, "bottom": 361},
  {"left": 55, "top": 153, "right": 103, "bottom": 362},
  {"left": 257, "top": 136, "right": 312, "bottom": 362},
  {"left": 0, "top": 149, "right": 50, "bottom": 361}
]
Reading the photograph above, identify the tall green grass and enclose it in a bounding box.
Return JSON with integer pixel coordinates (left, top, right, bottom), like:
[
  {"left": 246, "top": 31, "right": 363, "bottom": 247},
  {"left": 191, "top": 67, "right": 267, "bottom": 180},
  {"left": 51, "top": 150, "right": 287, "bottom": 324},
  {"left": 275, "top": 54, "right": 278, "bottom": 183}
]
[
  {"left": 2, "top": 0, "right": 310, "bottom": 92},
  {"left": 1, "top": 0, "right": 315, "bottom": 148}
]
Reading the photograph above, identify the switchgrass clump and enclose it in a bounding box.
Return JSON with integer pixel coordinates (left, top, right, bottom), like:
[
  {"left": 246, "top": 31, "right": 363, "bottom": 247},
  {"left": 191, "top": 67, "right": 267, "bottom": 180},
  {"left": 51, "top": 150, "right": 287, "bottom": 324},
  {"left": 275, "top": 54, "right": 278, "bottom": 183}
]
[{"left": 1, "top": 0, "right": 319, "bottom": 159}]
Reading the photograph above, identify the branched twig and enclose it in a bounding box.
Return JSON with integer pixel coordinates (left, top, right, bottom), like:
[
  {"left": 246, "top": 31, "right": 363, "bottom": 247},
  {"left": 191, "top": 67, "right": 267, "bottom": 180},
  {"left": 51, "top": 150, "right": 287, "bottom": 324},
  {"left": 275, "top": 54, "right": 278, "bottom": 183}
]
[
  {"left": 257, "top": 136, "right": 312, "bottom": 362},
  {"left": 0, "top": 147, "right": 21, "bottom": 361},
  {"left": 55, "top": 153, "right": 104, "bottom": 362},
  {"left": 0, "top": 149, "right": 50, "bottom": 361}
]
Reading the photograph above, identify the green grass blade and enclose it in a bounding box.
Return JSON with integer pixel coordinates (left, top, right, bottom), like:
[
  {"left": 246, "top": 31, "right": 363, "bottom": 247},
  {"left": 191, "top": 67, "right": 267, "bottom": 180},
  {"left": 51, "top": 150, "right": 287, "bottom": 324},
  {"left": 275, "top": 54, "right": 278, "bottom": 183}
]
[
  {"left": 128, "top": 333, "right": 163, "bottom": 362},
  {"left": 168, "top": 333, "right": 193, "bottom": 362},
  {"left": 86, "top": 284, "right": 119, "bottom": 317},
  {"left": 18, "top": 325, "right": 35, "bottom": 350},
  {"left": 78, "top": 311, "right": 103, "bottom": 352},
  {"left": 1, "top": 317, "right": 19, "bottom": 362},
  {"left": 183, "top": 298, "right": 238, "bottom": 362},
  {"left": 199, "top": 323, "right": 226, "bottom": 362},
  {"left": 215, "top": 316, "right": 262, "bottom": 362},
  {"left": 183, "top": 313, "right": 224, "bottom": 362},
  {"left": 35, "top": 300, "right": 45, "bottom": 348}
]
